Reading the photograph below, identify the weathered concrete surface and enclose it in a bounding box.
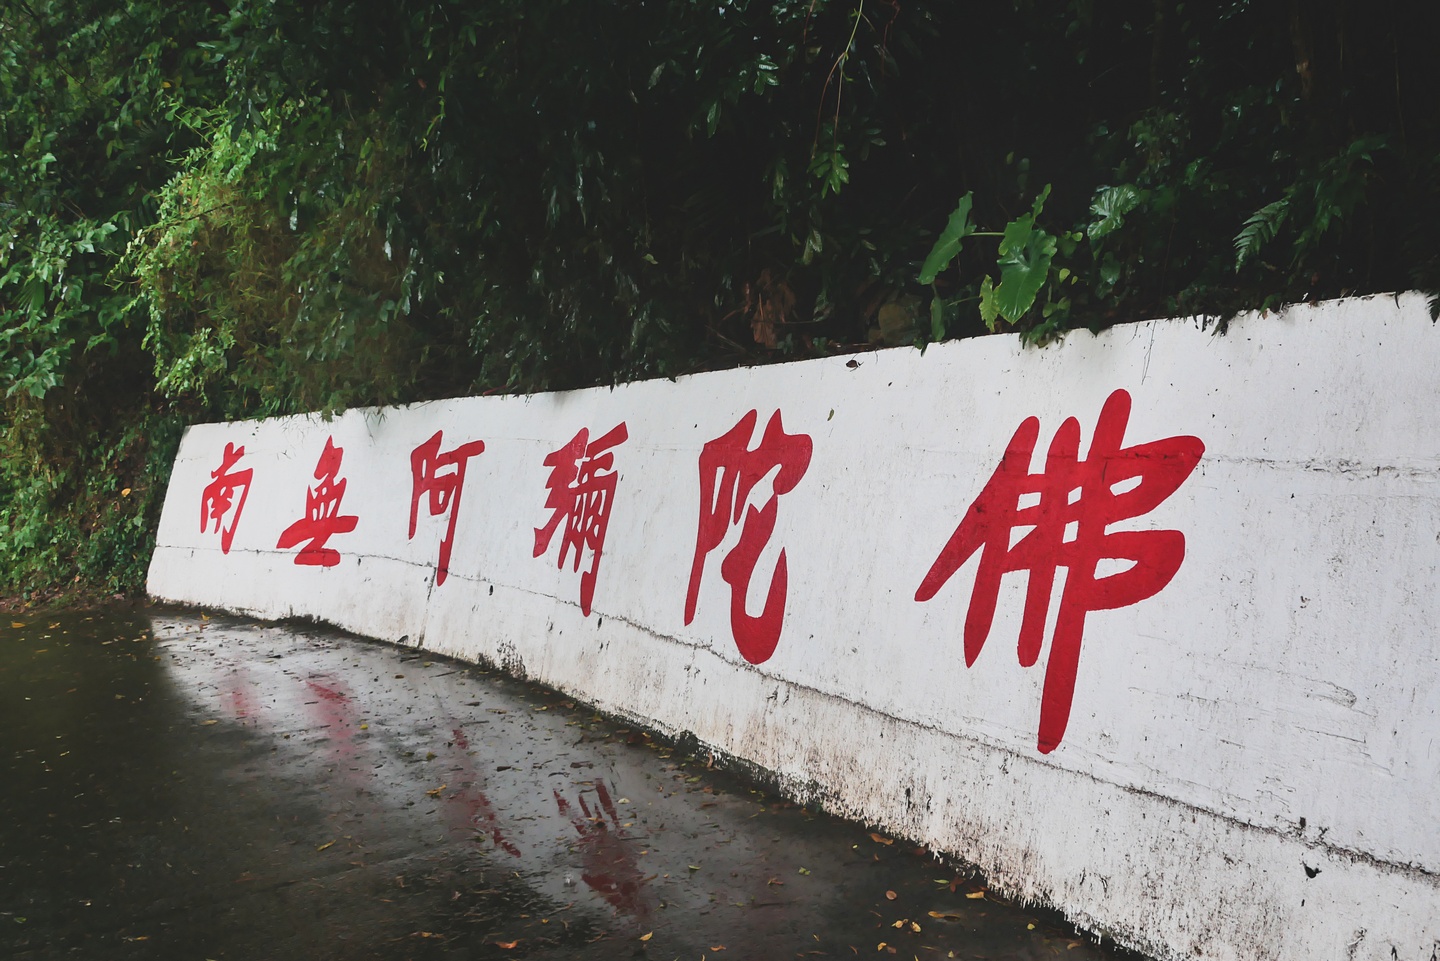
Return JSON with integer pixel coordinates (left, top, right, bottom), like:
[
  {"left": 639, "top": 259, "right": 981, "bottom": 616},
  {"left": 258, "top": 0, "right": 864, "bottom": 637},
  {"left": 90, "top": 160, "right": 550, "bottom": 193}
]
[
  {"left": 1, "top": 610, "right": 1127, "bottom": 960},
  {"left": 149, "top": 293, "right": 1440, "bottom": 960}
]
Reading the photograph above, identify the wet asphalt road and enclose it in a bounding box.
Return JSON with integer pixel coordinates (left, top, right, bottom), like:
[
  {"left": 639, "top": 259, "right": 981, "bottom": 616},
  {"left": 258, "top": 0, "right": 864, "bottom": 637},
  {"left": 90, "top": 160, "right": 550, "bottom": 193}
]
[{"left": 1, "top": 608, "right": 1140, "bottom": 961}]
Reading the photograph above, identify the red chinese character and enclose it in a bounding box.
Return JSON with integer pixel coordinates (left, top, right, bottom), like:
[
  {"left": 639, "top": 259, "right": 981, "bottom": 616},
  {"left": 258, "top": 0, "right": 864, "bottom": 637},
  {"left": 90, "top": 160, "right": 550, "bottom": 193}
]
[
  {"left": 533, "top": 422, "right": 629, "bottom": 615},
  {"left": 685, "top": 409, "right": 812, "bottom": 664},
  {"left": 915, "top": 389, "right": 1204, "bottom": 754},
  {"left": 409, "top": 430, "right": 485, "bottom": 585},
  {"left": 200, "top": 442, "right": 252, "bottom": 554},
  {"left": 276, "top": 436, "right": 359, "bottom": 567}
]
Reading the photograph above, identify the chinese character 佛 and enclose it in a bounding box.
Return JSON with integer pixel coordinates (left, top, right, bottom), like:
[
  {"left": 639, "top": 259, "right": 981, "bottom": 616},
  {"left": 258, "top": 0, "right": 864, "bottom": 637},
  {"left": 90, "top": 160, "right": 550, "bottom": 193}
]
[
  {"left": 409, "top": 430, "right": 485, "bottom": 585},
  {"left": 533, "top": 423, "right": 629, "bottom": 615},
  {"left": 914, "top": 388, "right": 1204, "bottom": 754},
  {"left": 200, "top": 441, "right": 252, "bottom": 554},
  {"left": 276, "top": 436, "right": 360, "bottom": 567},
  {"left": 685, "top": 409, "right": 812, "bottom": 664}
]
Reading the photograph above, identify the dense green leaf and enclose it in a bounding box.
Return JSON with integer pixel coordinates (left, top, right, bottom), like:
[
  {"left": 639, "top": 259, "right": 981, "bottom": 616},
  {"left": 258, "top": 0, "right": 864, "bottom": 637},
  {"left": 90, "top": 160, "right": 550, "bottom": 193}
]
[
  {"left": 1234, "top": 199, "right": 1290, "bottom": 271},
  {"left": 1088, "top": 185, "right": 1142, "bottom": 242},
  {"left": 918, "top": 194, "right": 975, "bottom": 285}
]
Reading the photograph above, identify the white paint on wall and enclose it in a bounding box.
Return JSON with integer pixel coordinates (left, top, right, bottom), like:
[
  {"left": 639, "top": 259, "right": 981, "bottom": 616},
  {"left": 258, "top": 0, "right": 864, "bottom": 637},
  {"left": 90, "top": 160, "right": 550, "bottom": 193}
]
[{"left": 150, "top": 292, "right": 1440, "bottom": 961}]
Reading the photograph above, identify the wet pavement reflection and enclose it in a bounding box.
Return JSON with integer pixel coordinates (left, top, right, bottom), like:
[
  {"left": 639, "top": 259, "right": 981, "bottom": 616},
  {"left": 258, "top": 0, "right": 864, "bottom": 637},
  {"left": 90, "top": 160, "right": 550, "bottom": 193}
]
[{"left": 1, "top": 608, "right": 1142, "bottom": 961}]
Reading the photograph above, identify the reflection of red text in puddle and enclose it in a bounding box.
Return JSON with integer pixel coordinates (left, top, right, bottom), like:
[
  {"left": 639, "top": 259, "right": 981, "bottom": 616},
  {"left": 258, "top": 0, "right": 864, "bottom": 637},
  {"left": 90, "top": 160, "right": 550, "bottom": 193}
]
[
  {"left": 304, "top": 677, "right": 368, "bottom": 789},
  {"left": 555, "top": 780, "right": 652, "bottom": 920},
  {"left": 435, "top": 722, "right": 521, "bottom": 857},
  {"left": 224, "top": 666, "right": 256, "bottom": 721}
]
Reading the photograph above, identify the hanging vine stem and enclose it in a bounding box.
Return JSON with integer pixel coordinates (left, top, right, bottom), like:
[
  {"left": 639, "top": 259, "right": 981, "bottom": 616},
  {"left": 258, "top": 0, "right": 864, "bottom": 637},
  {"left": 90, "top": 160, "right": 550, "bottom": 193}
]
[{"left": 812, "top": 0, "right": 864, "bottom": 158}]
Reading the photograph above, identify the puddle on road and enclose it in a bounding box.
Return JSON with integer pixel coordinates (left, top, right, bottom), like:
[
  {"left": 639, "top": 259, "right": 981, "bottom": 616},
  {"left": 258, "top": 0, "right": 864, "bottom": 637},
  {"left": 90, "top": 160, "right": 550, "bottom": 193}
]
[{"left": 1, "top": 608, "right": 1143, "bottom": 961}]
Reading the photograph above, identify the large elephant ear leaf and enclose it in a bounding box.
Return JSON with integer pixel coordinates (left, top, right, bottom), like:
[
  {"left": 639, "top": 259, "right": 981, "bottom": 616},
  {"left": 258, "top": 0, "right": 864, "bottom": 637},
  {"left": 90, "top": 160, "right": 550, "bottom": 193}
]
[
  {"left": 918, "top": 194, "right": 975, "bottom": 284},
  {"left": 989, "top": 206, "right": 1057, "bottom": 323},
  {"left": 1088, "top": 184, "right": 1142, "bottom": 242}
]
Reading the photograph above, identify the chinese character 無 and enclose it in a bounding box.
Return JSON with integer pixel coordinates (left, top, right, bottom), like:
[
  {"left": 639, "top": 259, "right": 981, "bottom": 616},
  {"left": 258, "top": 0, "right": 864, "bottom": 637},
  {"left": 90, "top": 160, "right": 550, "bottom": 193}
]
[{"left": 276, "top": 436, "right": 360, "bottom": 567}]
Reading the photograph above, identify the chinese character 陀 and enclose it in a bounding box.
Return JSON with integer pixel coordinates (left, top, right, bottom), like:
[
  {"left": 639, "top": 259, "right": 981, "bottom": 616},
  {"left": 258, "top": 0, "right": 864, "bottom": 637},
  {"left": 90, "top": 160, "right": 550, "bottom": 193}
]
[{"left": 685, "top": 409, "right": 812, "bottom": 665}]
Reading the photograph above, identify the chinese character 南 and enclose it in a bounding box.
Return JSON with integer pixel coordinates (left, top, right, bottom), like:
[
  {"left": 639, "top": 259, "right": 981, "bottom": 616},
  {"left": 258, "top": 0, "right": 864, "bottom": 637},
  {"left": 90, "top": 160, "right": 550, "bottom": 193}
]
[
  {"left": 915, "top": 389, "right": 1204, "bottom": 753},
  {"left": 685, "top": 410, "right": 812, "bottom": 664},
  {"left": 200, "top": 442, "right": 252, "bottom": 554},
  {"left": 409, "top": 430, "right": 486, "bottom": 585},
  {"left": 533, "top": 423, "right": 629, "bottom": 615},
  {"left": 276, "top": 436, "right": 360, "bottom": 567}
]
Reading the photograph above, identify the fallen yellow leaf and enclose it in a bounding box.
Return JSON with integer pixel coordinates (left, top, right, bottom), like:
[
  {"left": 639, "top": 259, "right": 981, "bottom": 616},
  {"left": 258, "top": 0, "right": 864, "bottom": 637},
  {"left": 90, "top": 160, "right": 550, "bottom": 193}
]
[
  {"left": 639, "top": 931, "right": 654, "bottom": 941},
  {"left": 709, "top": 947, "right": 726, "bottom": 952},
  {"left": 425, "top": 784, "right": 447, "bottom": 797},
  {"left": 910, "top": 922, "right": 920, "bottom": 933},
  {"left": 11, "top": 621, "right": 25, "bottom": 629},
  {"left": 927, "top": 911, "right": 963, "bottom": 921},
  {"left": 316, "top": 840, "right": 335, "bottom": 852},
  {"left": 121, "top": 488, "right": 132, "bottom": 497},
  {"left": 869, "top": 833, "right": 894, "bottom": 845},
  {"left": 965, "top": 891, "right": 985, "bottom": 899},
  {"left": 885, "top": 890, "right": 897, "bottom": 900},
  {"left": 495, "top": 940, "right": 518, "bottom": 949},
  {"left": 892, "top": 920, "right": 905, "bottom": 929}
]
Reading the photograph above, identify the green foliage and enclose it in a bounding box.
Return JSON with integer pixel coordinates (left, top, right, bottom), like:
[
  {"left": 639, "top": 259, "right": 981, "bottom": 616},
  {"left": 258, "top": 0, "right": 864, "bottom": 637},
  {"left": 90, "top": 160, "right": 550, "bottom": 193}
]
[
  {"left": 0, "top": 1, "right": 216, "bottom": 600},
  {"left": 1088, "top": 185, "right": 1143, "bottom": 244},
  {"left": 920, "top": 187, "right": 1062, "bottom": 335},
  {"left": 917, "top": 196, "right": 976, "bottom": 286},
  {"left": 3, "top": 0, "right": 1439, "bottom": 602},
  {"left": 0, "top": 404, "right": 182, "bottom": 601},
  {"left": 1235, "top": 136, "right": 1387, "bottom": 276},
  {"left": 1234, "top": 200, "right": 1291, "bottom": 271},
  {"left": 986, "top": 186, "right": 1059, "bottom": 328}
]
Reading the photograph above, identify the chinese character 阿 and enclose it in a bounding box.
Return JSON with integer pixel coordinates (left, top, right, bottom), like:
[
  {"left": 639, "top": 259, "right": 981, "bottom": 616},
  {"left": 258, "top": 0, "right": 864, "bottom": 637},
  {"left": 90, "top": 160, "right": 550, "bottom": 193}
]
[
  {"left": 685, "top": 409, "right": 812, "bottom": 665},
  {"left": 914, "top": 388, "right": 1204, "bottom": 754},
  {"left": 276, "top": 436, "right": 360, "bottom": 567},
  {"left": 409, "top": 430, "right": 486, "bottom": 585},
  {"left": 533, "top": 423, "right": 629, "bottom": 616},
  {"left": 200, "top": 442, "right": 252, "bottom": 554}
]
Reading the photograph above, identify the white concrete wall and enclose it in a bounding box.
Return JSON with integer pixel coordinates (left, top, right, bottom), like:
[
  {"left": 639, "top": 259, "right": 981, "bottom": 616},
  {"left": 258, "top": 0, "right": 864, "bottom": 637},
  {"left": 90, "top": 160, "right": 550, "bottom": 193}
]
[{"left": 149, "top": 292, "right": 1440, "bottom": 961}]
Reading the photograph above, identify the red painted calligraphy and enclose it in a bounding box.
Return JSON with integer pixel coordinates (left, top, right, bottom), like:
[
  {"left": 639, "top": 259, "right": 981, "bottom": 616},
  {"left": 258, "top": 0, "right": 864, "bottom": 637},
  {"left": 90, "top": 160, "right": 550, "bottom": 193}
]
[
  {"left": 200, "top": 442, "right": 252, "bottom": 554},
  {"left": 685, "top": 410, "right": 812, "bottom": 664},
  {"left": 276, "top": 436, "right": 359, "bottom": 567},
  {"left": 915, "top": 389, "right": 1204, "bottom": 753},
  {"left": 409, "top": 430, "right": 485, "bottom": 585},
  {"left": 533, "top": 422, "right": 628, "bottom": 615}
]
